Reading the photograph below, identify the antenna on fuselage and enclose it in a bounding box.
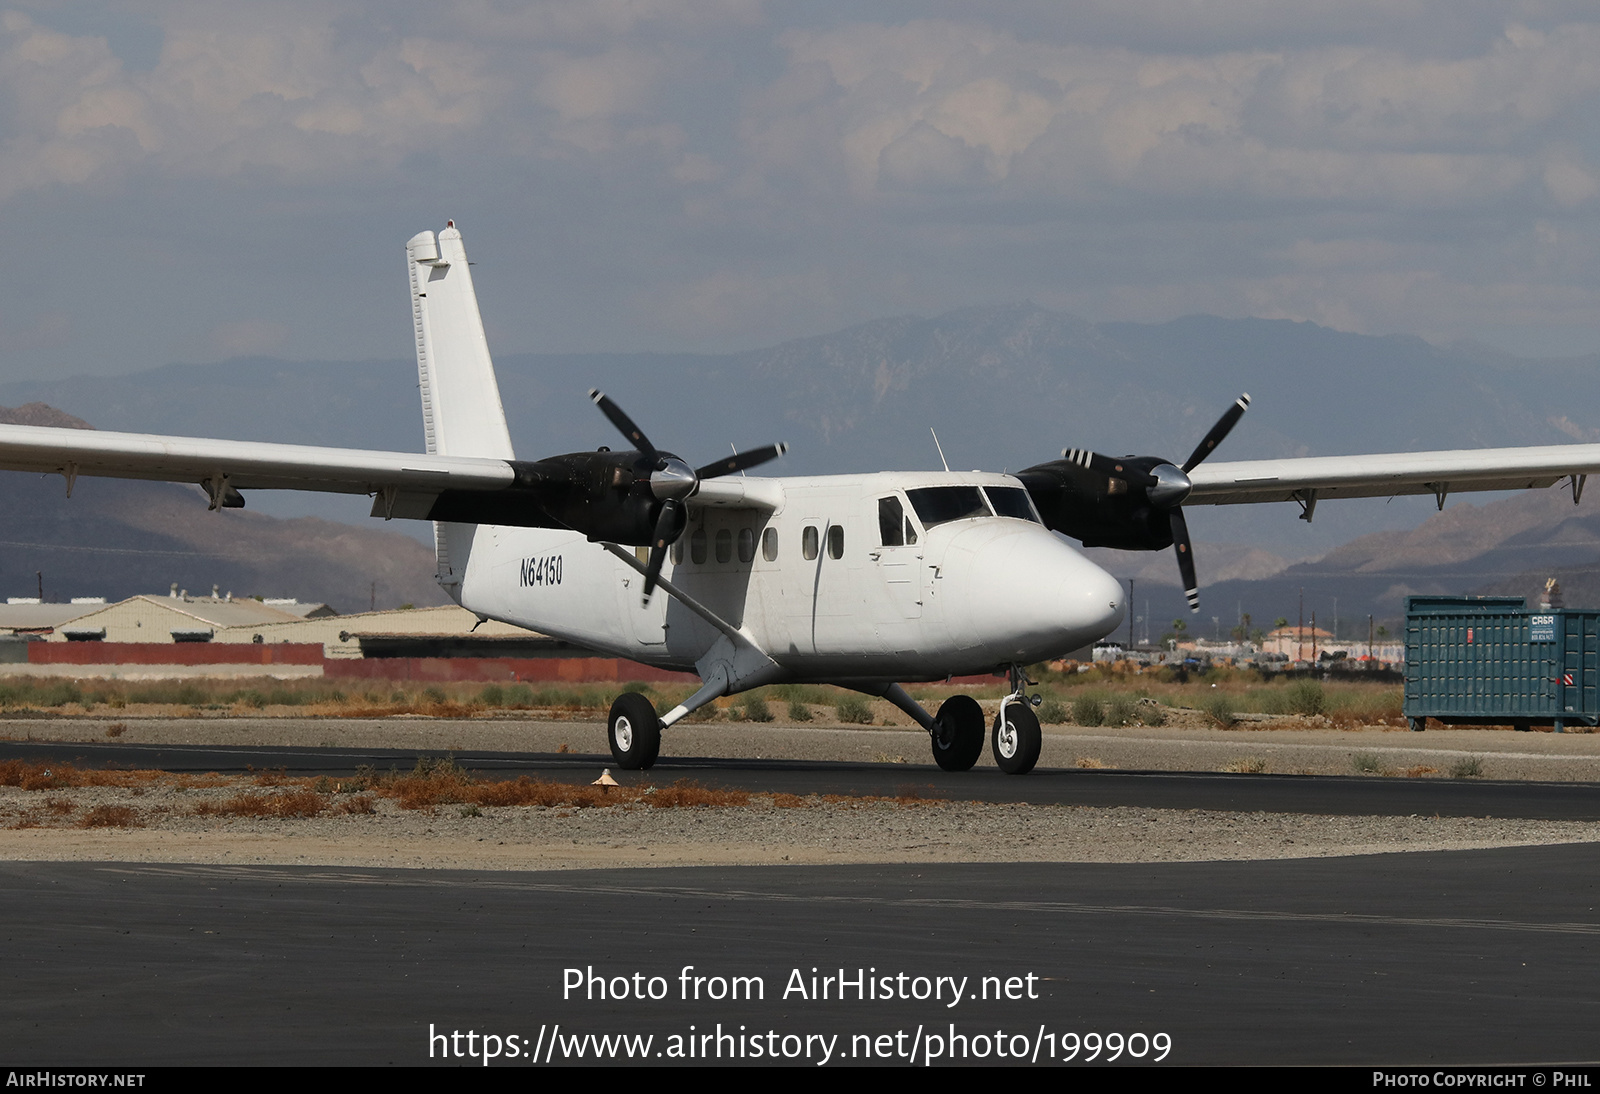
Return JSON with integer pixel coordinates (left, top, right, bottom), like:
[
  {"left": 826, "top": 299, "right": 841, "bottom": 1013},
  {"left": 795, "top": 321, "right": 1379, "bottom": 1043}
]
[{"left": 930, "top": 428, "right": 950, "bottom": 472}]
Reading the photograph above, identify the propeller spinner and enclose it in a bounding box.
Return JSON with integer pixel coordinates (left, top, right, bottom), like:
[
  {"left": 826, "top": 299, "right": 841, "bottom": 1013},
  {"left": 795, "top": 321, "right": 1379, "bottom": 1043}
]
[{"left": 588, "top": 390, "right": 786, "bottom": 603}]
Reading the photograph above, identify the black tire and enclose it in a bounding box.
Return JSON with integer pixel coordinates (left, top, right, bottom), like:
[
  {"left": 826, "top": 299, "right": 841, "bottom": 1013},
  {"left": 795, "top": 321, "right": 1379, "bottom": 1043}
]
[
  {"left": 931, "top": 695, "right": 985, "bottom": 771},
  {"left": 608, "top": 692, "right": 661, "bottom": 769},
  {"left": 992, "top": 700, "right": 1041, "bottom": 775}
]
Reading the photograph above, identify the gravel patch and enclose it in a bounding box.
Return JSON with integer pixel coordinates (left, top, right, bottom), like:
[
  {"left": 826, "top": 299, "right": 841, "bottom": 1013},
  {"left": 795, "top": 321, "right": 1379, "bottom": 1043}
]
[
  {"left": 4, "top": 779, "right": 1600, "bottom": 871},
  {"left": 5, "top": 716, "right": 1600, "bottom": 870}
]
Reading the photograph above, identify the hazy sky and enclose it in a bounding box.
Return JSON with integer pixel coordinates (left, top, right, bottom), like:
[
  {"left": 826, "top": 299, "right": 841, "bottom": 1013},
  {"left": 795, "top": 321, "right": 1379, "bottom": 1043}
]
[{"left": 2, "top": 0, "right": 1599, "bottom": 381}]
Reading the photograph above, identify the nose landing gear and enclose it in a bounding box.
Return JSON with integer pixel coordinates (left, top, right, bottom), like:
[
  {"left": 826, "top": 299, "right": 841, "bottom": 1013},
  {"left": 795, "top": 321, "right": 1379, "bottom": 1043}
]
[{"left": 992, "top": 664, "right": 1042, "bottom": 774}]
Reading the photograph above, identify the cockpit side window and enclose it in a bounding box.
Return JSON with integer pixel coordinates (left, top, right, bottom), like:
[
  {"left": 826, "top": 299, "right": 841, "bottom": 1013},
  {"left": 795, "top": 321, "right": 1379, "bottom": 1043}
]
[
  {"left": 984, "top": 486, "right": 1041, "bottom": 524},
  {"left": 906, "top": 486, "right": 990, "bottom": 528},
  {"left": 878, "top": 496, "right": 905, "bottom": 547}
]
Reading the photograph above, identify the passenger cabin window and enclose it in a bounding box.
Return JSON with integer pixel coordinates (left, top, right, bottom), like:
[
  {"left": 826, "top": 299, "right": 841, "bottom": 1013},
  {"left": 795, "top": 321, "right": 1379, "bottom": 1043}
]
[
  {"left": 984, "top": 486, "right": 1041, "bottom": 523},
  {"left": 828, "top": 524, "right": 845, "bottom": 560},
  {"left": 802, "top": 525, "right": 819, "bottom": 561},
  {"left": 690, "top": 526, "right": 707, "bottom": 564},
  {"left": 906, "top": 486, "right": 989, "bottom": 528},
  {"left": 762, "top": 527, "right": 779, "bottom": 562},
  {"left": 715, "top": 528, "right": 733, "bottom": 563},
  {"left": 737, "top": 528, "right": 755, "bottom": 563}
]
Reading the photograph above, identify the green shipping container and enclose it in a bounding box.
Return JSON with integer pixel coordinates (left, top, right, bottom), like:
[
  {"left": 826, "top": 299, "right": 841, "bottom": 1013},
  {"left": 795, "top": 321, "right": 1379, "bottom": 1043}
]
[{"left": 1404, "top": 595, "right": 1599, "bottom": 732}]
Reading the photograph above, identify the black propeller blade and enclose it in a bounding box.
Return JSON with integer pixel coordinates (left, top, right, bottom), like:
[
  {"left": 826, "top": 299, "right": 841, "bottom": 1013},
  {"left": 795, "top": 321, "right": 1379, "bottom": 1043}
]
[
  {"left": 1169, "top": 507, "right": 1198, "bottom": 613},
  {"left": 696, "top": 443, "right": 788, "bottom": 480},
  {"left": 589, "top": 389, "right": 656, "bottom": 455},
  {"left": 587, "top": 390, "right": 786, "bottom": 604},
  {"left": 1181, "top": 393, "right": 1250, "bottom": 473},
  {"left": 644, "top": 498, "right": 686, "bottom": 602}
]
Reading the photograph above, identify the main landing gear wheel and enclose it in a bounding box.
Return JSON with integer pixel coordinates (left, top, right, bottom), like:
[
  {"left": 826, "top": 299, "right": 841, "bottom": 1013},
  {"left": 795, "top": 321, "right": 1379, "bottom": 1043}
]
[
  {"left": 608, "top": 692, "right": 661, "bottom": 770},
  {"left": 992, "top": 701, "right": 1041, "bottom": 775},
  {"left": 931, "top": 695, "right": 985, "bottom": 772}
]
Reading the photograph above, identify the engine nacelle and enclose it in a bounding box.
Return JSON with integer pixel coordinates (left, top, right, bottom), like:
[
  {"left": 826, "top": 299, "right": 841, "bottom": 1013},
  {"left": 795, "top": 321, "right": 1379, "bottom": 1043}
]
[{"left": 1016, "top": 456, "right": 1177, "bottom": 551}]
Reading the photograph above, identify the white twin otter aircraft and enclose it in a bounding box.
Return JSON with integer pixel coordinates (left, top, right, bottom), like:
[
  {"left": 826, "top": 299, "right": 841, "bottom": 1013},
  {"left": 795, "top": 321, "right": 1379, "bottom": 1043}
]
[{"left": 2, "top": 223, "right": 1598, "bottom": 774}]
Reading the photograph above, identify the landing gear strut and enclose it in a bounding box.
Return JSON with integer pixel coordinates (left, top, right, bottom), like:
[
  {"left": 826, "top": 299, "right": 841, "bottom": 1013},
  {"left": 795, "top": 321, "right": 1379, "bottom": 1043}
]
[{"left": 992, "top": 664, "right": 1042, "bottom": 775}]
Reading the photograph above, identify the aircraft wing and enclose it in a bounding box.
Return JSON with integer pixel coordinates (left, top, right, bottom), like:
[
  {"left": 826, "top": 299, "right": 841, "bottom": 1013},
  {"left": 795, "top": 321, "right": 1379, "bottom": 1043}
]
[
  {"left": 1185, "top": 444, "right": 1600, "bottom": 506},
  {"left": 0, "top": 422, "right": 784, "bottom": 522},
  {"left": 0, "top": 423, "right": 515, "bottom": 514}
]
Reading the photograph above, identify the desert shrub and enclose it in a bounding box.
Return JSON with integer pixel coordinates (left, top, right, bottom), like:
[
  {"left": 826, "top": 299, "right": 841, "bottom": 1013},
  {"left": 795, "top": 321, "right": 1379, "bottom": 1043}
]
[
  {"left": 79, "top": 805, "right": 139, "bottom": 828},
  {"left": 1285, "top": 679, "right": 1327, "bottom": 716},
  {"left": 1104, "top": 694, "right": 1138, "bottom": 726},
  {"left": 1200, "top": 693, "right": 1237, "bottom": 728},
  {"left": 1351, "top": 752, "right": 1388, "bottom": 775},
  {"left": 1036, "top": 699, "right": 1069, "bottom": 725},
  {"left": 836, "top": 696, "right": 874, "bottom": 724},
  {"left": 1071, "top": 695, "right": 1105, "bottom": 727},
  {"left": 787, "top": 700, "right": 813, "bottom": 722},
  {"left": 737, "top": 695, "right": 773, "bottom": 722}
]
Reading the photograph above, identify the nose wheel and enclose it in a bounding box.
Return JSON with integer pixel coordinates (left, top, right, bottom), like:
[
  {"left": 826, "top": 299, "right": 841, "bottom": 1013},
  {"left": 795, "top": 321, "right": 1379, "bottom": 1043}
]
[
  {"left": 992, "top": 663, "right": 1042, "bottom": 774},
  {"left": 992, "top": 701, "right": 1041, "bottom": 774}
]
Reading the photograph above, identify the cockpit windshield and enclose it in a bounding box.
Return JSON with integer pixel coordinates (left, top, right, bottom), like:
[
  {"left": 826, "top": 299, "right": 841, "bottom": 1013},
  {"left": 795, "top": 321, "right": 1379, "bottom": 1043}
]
[
  {"left": 906, "top": 486, "right": 989, "bottom": 528},
  {"left": 984, "top": 486, "right": 1040, "bottom": 523},
  {"left": 905, "top": 485, "right": 1041, "bottom": 529}
]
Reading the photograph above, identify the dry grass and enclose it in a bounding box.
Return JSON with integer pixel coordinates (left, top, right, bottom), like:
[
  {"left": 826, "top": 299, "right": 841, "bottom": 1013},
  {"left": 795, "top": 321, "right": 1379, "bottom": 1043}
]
[
  {"left": 192, "top": 789, "right": 325, "bottom": 818},
  {"left": 1075, "top": 757, "right": 1112, "bottom": 769},
  {"left": 78, "top": 805, "right": 140, "bottom": 828},
  {"left": 0, "top": 760, "right": 161, "bottom": 791},
  {"left": 1221, "top": 756, "right": 1270, "bottom": 774},
  {"left": 0, "top": 754, "right": 965, "bottom": 819}
]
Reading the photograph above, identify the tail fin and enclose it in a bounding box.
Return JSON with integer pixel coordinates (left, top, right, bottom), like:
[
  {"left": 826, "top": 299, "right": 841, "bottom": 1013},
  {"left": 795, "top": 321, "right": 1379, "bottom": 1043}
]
[
  {"left": 405, "top": 223, "right": 512, "bottom": 598},
  {"left": 406, "top": 224, "right": 515, "bottom": 459}
]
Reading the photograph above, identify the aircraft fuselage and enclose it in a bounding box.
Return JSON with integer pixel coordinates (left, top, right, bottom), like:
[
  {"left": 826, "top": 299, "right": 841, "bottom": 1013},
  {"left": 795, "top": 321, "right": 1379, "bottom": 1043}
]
[{"left": 454, "top": 470, "right": 1126, "bottom": 688}]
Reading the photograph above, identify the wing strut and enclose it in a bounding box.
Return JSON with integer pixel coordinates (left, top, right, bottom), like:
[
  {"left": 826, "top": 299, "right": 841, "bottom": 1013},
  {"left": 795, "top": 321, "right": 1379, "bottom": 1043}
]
[{"left": 598, "top": 542, "right": 782, "bottom": 728}]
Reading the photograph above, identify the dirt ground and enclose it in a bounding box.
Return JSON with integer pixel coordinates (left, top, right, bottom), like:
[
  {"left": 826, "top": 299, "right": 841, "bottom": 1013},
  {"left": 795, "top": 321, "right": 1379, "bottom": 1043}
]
[{"left": 4, "top": 715, "right": 1599, "bottom": 871}]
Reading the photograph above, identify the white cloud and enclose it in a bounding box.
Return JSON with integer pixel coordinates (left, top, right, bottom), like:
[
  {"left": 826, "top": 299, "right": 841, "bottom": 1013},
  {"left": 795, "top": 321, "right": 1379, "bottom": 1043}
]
[{"left": 743, "top": 18, "right": 1600, "bottom": 217}]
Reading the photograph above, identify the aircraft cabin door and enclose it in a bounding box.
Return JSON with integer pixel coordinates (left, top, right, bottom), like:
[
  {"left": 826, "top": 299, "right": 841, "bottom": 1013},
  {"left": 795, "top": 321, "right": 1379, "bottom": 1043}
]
[
  {"left": 617, "top": 546, "right": 667, "bottom": 645},
  {"left": 873, "top": 495, "right": 923, "bottom": 619}
]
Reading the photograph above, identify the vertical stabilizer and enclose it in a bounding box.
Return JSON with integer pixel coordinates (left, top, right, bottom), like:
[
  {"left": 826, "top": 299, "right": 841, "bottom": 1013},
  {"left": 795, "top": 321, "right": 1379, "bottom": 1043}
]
[
  {"left": 406, "top": 223, "right": 512, "bottom": 598},
  {"left": 406, "top": 224, "right": 515, "bottom": 460}
]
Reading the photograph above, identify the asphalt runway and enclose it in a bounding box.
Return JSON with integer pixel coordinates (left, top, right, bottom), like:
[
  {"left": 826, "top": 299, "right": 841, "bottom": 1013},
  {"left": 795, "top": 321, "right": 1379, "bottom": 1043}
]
[
  {"left": 6, "top": 737, "right": 1600, "bottom": 819},
  {"left": 3, "top": 847, "right": 1599, "bottom": 1066}
]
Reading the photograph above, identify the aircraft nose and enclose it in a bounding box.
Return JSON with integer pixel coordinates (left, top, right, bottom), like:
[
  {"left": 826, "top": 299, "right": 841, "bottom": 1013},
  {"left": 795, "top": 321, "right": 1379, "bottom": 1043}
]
[{"left": 956, "top": 529, "right": 1125, "bottom": 658}]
